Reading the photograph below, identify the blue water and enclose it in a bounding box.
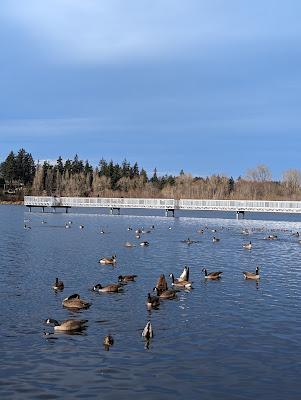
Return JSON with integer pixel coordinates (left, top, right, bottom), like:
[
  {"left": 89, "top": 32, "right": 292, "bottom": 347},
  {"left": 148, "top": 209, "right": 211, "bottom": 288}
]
[{"left": 1, "top": 205, "right": 301, "bottom": 399}]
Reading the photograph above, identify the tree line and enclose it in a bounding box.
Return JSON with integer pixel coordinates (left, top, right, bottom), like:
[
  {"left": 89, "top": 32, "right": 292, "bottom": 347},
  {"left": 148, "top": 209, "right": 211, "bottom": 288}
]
[{"left": 1, "top": 149, "right": 301, "bottom": 200}]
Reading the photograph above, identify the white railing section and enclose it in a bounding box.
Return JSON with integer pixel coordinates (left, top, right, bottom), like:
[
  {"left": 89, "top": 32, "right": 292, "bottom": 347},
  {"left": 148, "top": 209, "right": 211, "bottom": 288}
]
[{"left": 24, "top": 196, "right": 301, "bottom": 213}]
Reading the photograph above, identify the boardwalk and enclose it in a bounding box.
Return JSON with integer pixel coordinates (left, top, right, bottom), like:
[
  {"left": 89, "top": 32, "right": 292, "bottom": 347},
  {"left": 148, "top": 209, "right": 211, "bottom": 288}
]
[{"left": 24, "top": 196, "right": 301, "bottom": 217}]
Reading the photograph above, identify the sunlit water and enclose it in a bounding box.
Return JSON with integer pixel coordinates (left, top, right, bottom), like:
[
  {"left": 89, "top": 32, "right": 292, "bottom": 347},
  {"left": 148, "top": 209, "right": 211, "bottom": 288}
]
[{"left": 1, "top": 205, "right": 301, "bottom": 399}]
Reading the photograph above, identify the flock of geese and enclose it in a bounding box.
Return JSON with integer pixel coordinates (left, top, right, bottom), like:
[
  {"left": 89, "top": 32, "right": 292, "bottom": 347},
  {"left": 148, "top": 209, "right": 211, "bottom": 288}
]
[{"left": 40, "top": 221, "right": 285, "bottom": 348}]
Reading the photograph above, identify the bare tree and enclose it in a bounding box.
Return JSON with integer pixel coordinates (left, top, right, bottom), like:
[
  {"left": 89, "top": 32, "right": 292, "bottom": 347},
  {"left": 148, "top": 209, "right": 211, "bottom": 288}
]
[{"left": 245, "top": 164, "right": 272, "bottom": 182}]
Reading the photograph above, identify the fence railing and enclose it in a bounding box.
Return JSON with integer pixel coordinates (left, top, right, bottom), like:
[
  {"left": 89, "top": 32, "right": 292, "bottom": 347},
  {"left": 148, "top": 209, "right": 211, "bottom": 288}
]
[{"left": 24, "top": 196, "right": 301, "bottom": 213}]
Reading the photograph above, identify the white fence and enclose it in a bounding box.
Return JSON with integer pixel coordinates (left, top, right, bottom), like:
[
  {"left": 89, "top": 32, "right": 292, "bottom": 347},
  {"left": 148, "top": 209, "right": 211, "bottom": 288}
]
[{"left": 24, "top": 196, "right": 301, "bottom": 213}]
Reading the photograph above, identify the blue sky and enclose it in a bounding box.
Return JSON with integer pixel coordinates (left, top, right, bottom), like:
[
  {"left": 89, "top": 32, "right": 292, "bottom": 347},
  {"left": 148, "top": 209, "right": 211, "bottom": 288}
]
[{"left": 0, "top": 0, "right": 300, "bottom": 179}]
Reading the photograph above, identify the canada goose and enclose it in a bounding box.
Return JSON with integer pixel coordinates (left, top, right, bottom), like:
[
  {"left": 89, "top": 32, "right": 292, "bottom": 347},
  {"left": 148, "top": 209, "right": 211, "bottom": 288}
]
[
  {"left": 182, "top": 238, "right": 194, "bottom": 244},
  {"left": 243, "top": 241, "right": 252, "bottom": 250},
  {"left": 212, "top": 237, "right": 220, "bottom": 242},
  {"left": 135, "top": 229, "right": 142, "bottom": 234},
  {"left": 155, "top": 274, "right": 168, "bottom": 294},
  {"left": 62, "top": 294, "right": 91, "bottom": 310},
  {"left": 118, "top": 275, "right": 137, "bottom": 283},
  {"left": 178, "top": 265, "right": 190, "bottom": 282},
  {"left": 103, "top": 335, "right": 114, "bottom": 350},
  {"left": 135, "top": 234, "right": 141, "bottom": 239},
  {"left": 146, "top": 293, "right": 160, "bottom": 309},
  {"left": 153, "top": 287, "right": 177, "bottom": 299},
  {"left": 46, "top": 318, "right": 87, "bottom": 332},
  {"left": 142, "top": 321, "right": 153, "bottom": 339},
  {"left": 169, "top": 273, "right": 192, "bottom": 289},
  {"left": 93, "top": 283, "right": 122, "bottom": 293},
  {"left": 141, "top": 230, "right": 151, "bottom": 234},
  {"left": 52, "top": 277, "right": 64, "bottom": 290},
  {"left": 265, "top": 235, "right": 277, "bottom": 240},
  {"left": 202, "top": 268, "right": 223, "bottom": 280},
  {"left": 24, "top": 224, "right": 31, "bottom": 230},
  {"left": 140, "top": 241, "right": 149, "bottom": 246},
  {"left": 243, "top": 266, "right": 260, "bottom": 280},
  {"left": 99, "top": 255, "right": 117, "bottom": 264},
  {"left": 124, "top": 241, "right": 135, "bottom": 248},
  {"left": 42, "top": 220, "right": 47, "bottom": 224}
]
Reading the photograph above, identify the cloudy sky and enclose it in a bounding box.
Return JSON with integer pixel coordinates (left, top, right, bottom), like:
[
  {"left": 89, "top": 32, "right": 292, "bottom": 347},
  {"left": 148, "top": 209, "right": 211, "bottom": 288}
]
[{"left": 0, "top": 0, "right": 300, "bottom": 178}]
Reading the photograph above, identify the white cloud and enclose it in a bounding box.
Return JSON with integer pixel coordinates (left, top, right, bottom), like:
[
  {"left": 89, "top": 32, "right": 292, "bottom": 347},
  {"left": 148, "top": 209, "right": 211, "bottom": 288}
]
[{"left": 2, "top": 0, "right": 300, "bottom": 64}]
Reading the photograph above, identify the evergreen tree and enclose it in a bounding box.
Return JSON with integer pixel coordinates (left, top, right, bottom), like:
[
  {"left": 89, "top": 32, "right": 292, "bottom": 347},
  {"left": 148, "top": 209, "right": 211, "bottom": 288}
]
[
  {"left": 0, "top": 151, "right": 16, "bottom": 183},
  {"left": 57, "top": 156, "right": 64, "bottom": 175}
]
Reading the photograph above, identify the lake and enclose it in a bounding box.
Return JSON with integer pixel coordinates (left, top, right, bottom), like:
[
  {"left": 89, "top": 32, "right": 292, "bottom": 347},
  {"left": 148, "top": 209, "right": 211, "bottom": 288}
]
[{"left": 1, "top": 205, "right": 301, "bottom": 399}]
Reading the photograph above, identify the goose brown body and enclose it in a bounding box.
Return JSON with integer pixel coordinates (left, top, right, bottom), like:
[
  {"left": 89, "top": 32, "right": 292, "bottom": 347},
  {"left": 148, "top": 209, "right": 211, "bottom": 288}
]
[
  {"left": 202, "top": 268, "right": 223, "bottom": 280},
  {"left": 62, "top": 294, "right": 91, "bottom": 309},
  {"left": 118, "top": 275, "right": 137, "bottom": 283},
  {"left": 155, "top": 274, "right": 168, "bottom": 294},
  {"left": 153, "top": 287, "right": 177, "bottom": 299},
  {"left": 93, "top": 283, "right": 122, "bottom": 293},
  {"left": 99, "top": 255, "right": 117, "bottom": 265},
  {"left": 146, "top": 293, "right": 160, "bottom": 308},
  {"left": 243, "top": 267, "right": 260, "bottom": 280},
  {"left": 52, "top": 277, "right": 64, "bottom": 290},
  {"left": 46, "top": 318, "right": 87, "bottom": 332}
]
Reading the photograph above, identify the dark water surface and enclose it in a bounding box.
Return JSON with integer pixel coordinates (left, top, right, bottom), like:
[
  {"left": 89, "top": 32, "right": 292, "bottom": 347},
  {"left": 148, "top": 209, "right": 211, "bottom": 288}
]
[{"left": 1, "top": 205, "right": 301, "bottom": 399}]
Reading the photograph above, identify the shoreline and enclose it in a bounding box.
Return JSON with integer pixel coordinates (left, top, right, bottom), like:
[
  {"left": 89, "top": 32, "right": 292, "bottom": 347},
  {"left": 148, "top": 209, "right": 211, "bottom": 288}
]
[{"left": 0, "top": 201, "right": 23, "bottom": 205}]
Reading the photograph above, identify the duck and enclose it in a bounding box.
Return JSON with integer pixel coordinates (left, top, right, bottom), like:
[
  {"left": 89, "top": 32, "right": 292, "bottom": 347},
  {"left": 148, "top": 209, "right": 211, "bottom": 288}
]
[
  {"left": 142, "top": 321, "right": 153, "bottom": 339},
  {"left": 155, "top": 274, "right": 168, "bottom": 294},
  {"left": 103, "top": 335, "right": 114, "bottom": 350},
  {"left": 45, "top": 318, "right": 87, "bottom": 332},
  {"left": 52, "top": 277, "right": 64, "bottom": 290},
  {"left": 202, "top": 268, "right": 223, "bottom": 280},
  {"left": 153, "top": 287, "right": 177, "bottom": 299},
  {"left": 127, "top": 226, "right": 133, "bottom": 231},
  {"left": 118, "top": 275, "right": 137, "bottom": 283},
  {"left": 93, "top": 283, "right": 122, "bottom": 293},
  {"left": 178, "top": 265, "right": 190, "bottom": 282},
  {"left": 24, "top": 224, "right": 31, "bottom": 230},
  {"left": 212, "top": 237, "right": 220, "bottom": 243},
  {"left": 146, "top": 293, "right": 160, "bottom": 309},
  {"left": 65, "top": 223, "right": 70, "bottom": 229},
  {"left": 79, "top": 225, "right": 84, "bottom": 229},
  {"left": 140, "top": 241, "right": 149, "bottom": 246},
  {"left": 99, "top": 255, "right": 117, "bottom": 264},
  {"left": 243, "top": 241, "right": 252, "bottom": 250},
  {"left": 243, "top": 266, "right": 260, "bottom": 280},
  {"left": 62, "top": 294, "right": 91, "bottom": 310},
  {"left": 169, "top": 273, "right": 192, "bottom": 289}
]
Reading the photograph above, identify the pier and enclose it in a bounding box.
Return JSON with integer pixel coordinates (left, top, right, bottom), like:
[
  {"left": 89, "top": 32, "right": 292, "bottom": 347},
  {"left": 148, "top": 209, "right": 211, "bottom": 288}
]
[{"left": 24, "top": 196, "right": 301, "bottom": 218}]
